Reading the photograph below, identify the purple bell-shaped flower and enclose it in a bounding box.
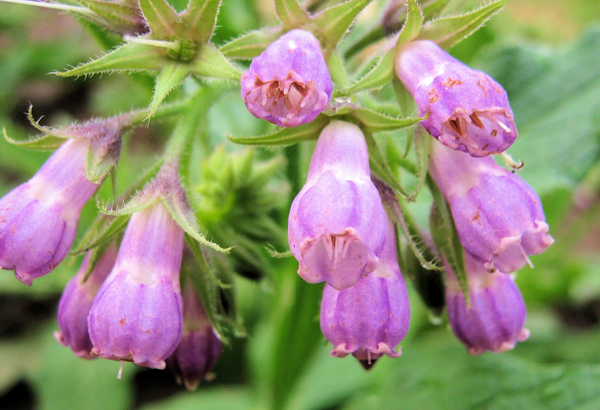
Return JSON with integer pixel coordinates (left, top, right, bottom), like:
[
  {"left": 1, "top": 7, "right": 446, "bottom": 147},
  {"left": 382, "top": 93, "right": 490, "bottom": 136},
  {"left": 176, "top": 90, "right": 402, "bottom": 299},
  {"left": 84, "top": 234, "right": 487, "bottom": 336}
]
[
  {"left": 445, "top": 253, "right": 529, "bottom": 355},
  {"left": 0, "top": 139, "right": 99, "bottom": 285},
  {"left": 54, "top": 245, "right": 117, "bottom": 359},
  {"left": 429, "top": 139, "right": 553, "bottom": 273},
  {"left": 395, "top": 40, "right": 517, "bottom": 157},
  {"left": 166, "top": 278, "right": 222, "bottom": 390},
  {"left": 288, "top": 121, "right": 387, "bottom": 290},
  {"left": 241, "top": 29, "right": 333, "bottom": 127},
  {"left": 87, "top": 202, "right": 184, "bottom": 369},
  {"left": 320, "top": 218, "right": 410, "bottom": 368}
]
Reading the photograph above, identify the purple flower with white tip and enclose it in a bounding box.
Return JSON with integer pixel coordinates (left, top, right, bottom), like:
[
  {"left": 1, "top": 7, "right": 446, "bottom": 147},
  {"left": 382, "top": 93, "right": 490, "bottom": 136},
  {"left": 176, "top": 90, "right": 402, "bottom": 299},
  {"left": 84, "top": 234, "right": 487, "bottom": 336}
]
[
  {"left": 241, "top": 29, "right": 333, "bottom": 127},
  {"left": 320, "top": 218, "right": 410, "bottom": 369},
  {"left": 288, "top": 121, "right": 387, "bottom": 290},
  {"left": 395, "top": 40, "right": 517, "bottom": 157},
  {"left": 54, "top": 245, "right": 117, "bottom": 359},
  {"left": 445, "top": 253, "right": 529, "bottom": 355},
  {"left": 0, "top": 138, "right": 99, "bottom": 285},
  {"left": 166, "top": 278, "right": 222, "bottom": 390},
  {"left": 88, "top": 202, "right": 184, "bottom": 369},
  {"left": 429, "top": 139, "right": 553, "bottom": 273}
]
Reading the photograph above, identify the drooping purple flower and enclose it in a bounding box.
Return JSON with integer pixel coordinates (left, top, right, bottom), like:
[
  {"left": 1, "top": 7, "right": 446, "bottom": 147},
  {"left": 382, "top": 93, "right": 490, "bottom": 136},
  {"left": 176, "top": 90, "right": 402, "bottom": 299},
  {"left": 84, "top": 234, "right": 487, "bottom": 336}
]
[
  {"left": 88, "top": 202, "right": 184, "bottom": 369},
  {"left": 445, "top": 253, "right": 529, "bottom": 355},
  {"left": 241, "top": 29, "right": 333, "bottom": 127},
  {"left": 395, "top": 40, "right": 517, "bottom": 157},
  {"left": 54, "top": 245, "right": 117, "bottom": 359},
  {"left": 429, "top": 139, "right": 554, "bottom": 273},
  {"left": 166, "top": 278, "right": 222, "bottom": 390},
  {"left": 0, "top": 139, "right": 99, "bottom": 285},
  {"left": 288, "top": 121, "right": 387, "bottom": 290},
  {"left": 320, "top": 217, "right": 410, "bottom": 368}
]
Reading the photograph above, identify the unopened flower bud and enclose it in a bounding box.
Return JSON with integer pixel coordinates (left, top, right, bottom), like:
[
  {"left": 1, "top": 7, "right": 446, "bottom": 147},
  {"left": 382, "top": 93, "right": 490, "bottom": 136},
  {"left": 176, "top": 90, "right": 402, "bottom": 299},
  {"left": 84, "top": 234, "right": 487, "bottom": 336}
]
[
  {"left": 395, "top": 40, "right": 517, "bottom": 157},
  {"left": 241, "top": 29, "right": 333, "bottom": 127},
  {"left": 166, "top": 279, "right": 222, "bottom": 390},
  {"left": 54, "top": 245, "right": 117, "bottom": 359},
  {"left": 88, "top": 202, "right": 184, "bottom": 369},
  {"left": 445, "top": 254, "right": 529, "bottom": 355},
  {"left": 288, "top": 121, "right": 387, "bottom": 290},
  {"left": 429, "top": 140, "right": 553, "bottom": 273},
  {"left": 320, "top": 218, "right": 410, "bottom": 368},
  {"left": 0, "top": 139, "right": 99, "bottom": 285}
]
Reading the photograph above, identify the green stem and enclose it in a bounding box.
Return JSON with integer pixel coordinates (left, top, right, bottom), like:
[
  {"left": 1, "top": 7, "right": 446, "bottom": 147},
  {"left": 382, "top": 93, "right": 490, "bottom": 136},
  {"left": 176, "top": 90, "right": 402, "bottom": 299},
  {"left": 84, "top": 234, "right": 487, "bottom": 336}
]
[
  {"left": 0, "top": 0, "right": 93, "bottom": 14},
  {"left": 162, "top": 84, "right": 230, "bottom": 183}
]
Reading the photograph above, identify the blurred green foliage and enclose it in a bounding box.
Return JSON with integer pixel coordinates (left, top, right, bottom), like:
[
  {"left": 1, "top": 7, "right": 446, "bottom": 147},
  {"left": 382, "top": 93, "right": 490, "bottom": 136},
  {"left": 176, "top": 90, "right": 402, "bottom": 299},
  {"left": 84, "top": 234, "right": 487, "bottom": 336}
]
[{"left": 1, "top": 1, "right": 600, "bottom": 410}]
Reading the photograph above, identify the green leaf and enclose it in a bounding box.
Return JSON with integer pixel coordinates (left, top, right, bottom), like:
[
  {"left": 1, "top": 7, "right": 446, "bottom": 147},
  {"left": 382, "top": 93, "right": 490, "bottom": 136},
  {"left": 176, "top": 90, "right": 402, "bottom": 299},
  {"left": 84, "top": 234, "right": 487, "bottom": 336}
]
[
  {"left": 395, "top": 0, "right": 423, "bottom": 47},
  {"left": 163, "top": 196, "right": 231, "bottom": 253},
  {"left": 344, "top": 48, "right": 395, "bottom": 94},
  {"left": 274, "top": 0, "right": 310, "bottom": 30},
  {"left": 181, "top": 0, "right": 222, "bottom": 42},
  {"left": 365, "top": 131, "right": 408, "bottom": 198},
  {"left": 0, "top": 127, "right": 50, "bottom": 178},
  {"left": 185, "top": 237, "right": 233, "bottom": 342},
  {"left": 203, "top": 246, "right": 246, "bottom": 338},
  {"left": 71, "top": 213, "right": 130, "bottom": 254},
  {"left": 428, "top": 178, "right": 468, "bottom": 302},
  {"left": 344, "top": 331, "right": 600, "bottom": 410},
  {"left": 85, "top": 131, "right": 123, "bottom": 183},
  {"left": 344, "top": 0, "right": 422, "bottom": 95},
  {"left": 209, "top": 226, "right": 273, "bottom": 281},
  {"left": 418, "top": 0, "right": 507, "bottom": 49},
  {"left": 403, "top": 233, "right": 446, "bottom": 317},
  {"left": 99, "top": 191, "right": 160, "bottom": 216},
  {"left": 372, "top": 175, "right": 440, "bottom": 271},
  {"left": 422, "top": 0, "right": 451, "bottom": 19},
  {"left": 57, "top": 42, "right": 165, "bottom": 77},
  {"left": 406, "top": 127, "right": 429, "bottom": 201},
  {"left": 392, "top": 76, "right": 415, "bottom": 117},
  {"left": 138, "top": 0, "right": 181, "bottom": 39},
  {"left": 283, "top": 343, "right": 372, "bottom": 410},
  {"left": 148, "top": 63, "right": 189, "bottom": 118},
  {"left": 138, "top": 387, "right": 253, "bottom": 410},
  {"left": 220, "top": 27, "right": 283, "bottom": 59},
  {"left": 351, "top": 108, "right": 422, "bottom": 133},
  {"left": 326, "top": 49, "right": 349, "bottom": 89},
  {"left": 310, "top": 0, "right": 372, "bottom": 50},
  {"left": 3, "top": 128, "right": 63, "bottom": 151},
  {"left": 228, "top": 115, "right": 329, "bottom": 146},
  {"left": 190, "top": 43, "right": 241, "bottom": 81},
  {"left": 81, "top": 239, "right": 114, "bottom": 281}
]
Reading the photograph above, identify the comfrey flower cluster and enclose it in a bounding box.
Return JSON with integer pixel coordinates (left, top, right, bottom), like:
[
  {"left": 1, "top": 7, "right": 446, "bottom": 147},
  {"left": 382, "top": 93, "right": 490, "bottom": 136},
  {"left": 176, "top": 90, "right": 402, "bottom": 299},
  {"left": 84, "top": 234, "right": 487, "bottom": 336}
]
[
  {"left": 288, "top": 121, "right": 410, "bottom": 366},
  {"left": 0, "top": 116, "right": 221, "bottom": 387},
  {"left": 281, "top": 36, "right": 552, "bottom": 359},
  {"left": 288, "top": 121, "right": 387, "bottom": 290},
  {"left": 2, "top": 0, "right": 556, "bottom": 391},
  {"left": 57, "top": 166, "right": 222, "bottom": 385},
  {"left": 394, "top": 40, "right": 553, "bottom": 354}
]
